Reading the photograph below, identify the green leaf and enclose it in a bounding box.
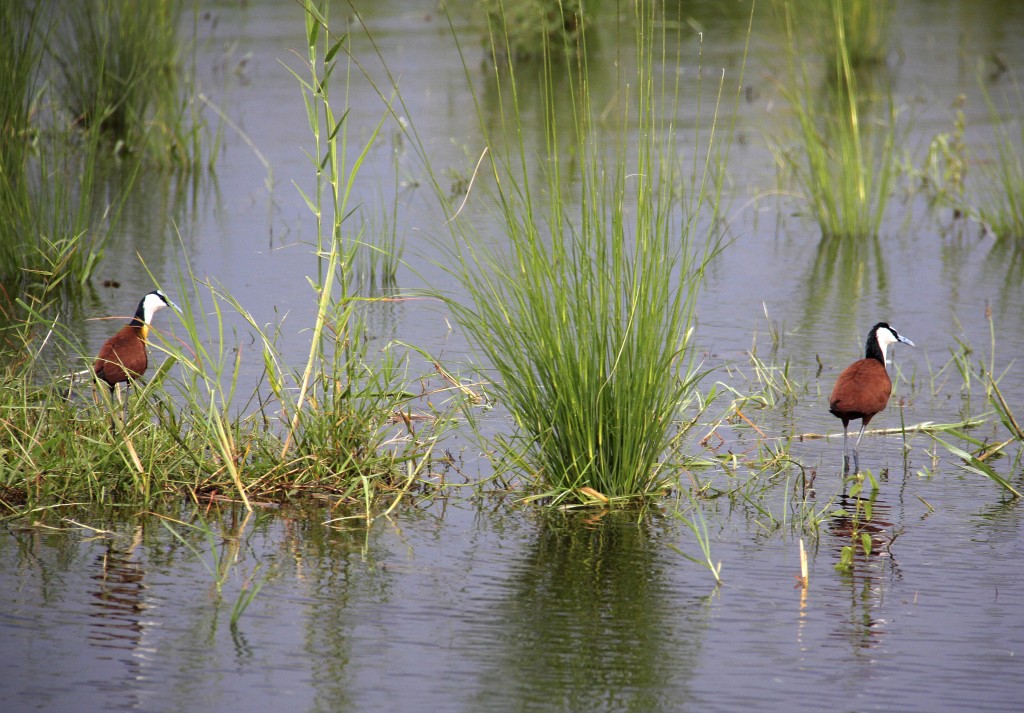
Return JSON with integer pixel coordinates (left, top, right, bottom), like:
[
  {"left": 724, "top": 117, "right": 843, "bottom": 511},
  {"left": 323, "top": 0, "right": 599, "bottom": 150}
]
[
  {"left": 835, "top": 545, "right": 854, "bottom": 572},
  {"left": 325, "top": 34, "right": 348, "bottom": 64},
  {"left": 860, "top": 532, "right": 872, "bottom": 557},
  {"left": 293, "top": 182, "right": 320, "bottom": 216},
  {"left": 930, "top": 433, "right": 1021, "bottom": 498}
]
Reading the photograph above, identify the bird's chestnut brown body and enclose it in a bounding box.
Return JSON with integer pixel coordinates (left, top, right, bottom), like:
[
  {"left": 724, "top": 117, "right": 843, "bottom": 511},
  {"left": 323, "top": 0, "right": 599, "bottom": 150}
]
[
  {"left": 829, "top": 358, "right": 892, "bottom": 429},
  {"left": 828, "top": 322, "right": 913, "bottom": 474},
  {"left": 94, "top": 321, "right": 150, "bottom": 388},
  {"left": 93, "top": 290, "right": 176, "bottom": 391}
]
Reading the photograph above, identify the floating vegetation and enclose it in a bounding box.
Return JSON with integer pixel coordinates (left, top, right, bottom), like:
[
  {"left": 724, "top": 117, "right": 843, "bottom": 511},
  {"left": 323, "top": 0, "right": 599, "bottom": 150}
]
[{"left": 926, "top": 310, "right": 1023, "bottom": 498}]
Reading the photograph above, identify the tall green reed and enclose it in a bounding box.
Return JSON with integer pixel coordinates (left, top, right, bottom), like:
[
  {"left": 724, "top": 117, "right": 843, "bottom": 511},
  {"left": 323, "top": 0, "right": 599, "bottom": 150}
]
[
  {"left": 774, "top": 0, "right": 897, "bottom": 240},
  {"left": 280, "top": 1, "right": 391, "bottom": 465},
  {"left": 483, "top": 0, "right": 584, "bottom": 63},
  {"left": 0, "top": 3, "right": 105, "bottom": 295},
  {"left": 433, "top": 3, "right": 742, "bottom": 504},
  {"left": 1, "top": 1, "right": 452, "bottom": 513},
  {"left": 975, "top": 74, "right": 1024, "bottom": 242},
  {"left": 53, "top": 0, "right": 208, "bottom": 168}
]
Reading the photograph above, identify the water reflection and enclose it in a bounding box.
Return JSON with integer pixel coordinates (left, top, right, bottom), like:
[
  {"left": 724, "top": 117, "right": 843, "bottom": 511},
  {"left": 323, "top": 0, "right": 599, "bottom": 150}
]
[
  {"left": 983, "top": 238, "right": 1024, "bottom": 315},
  {"left": 801, "top": 232, "right": 891, "bottom": 335},
  {"left": 89, "top": 526, "right": 148, "bottom": 651},
  {"left": 971, "top": 494, "right": 1024, "bottom": 537},
  {"left": 92, "top": 156, "right": 210, "bottom": 276},
  {"left": 292, "top": 508, "right": 396, "bottom": 713},
  {"left": 469, "top": 510, "right": 708, "bottom": 712},
  {"left": 85, "top": 527, "right": 152, "bottom": 710},
  {"left": 827, "top": 489, "right": 902, "bottom": 652}
]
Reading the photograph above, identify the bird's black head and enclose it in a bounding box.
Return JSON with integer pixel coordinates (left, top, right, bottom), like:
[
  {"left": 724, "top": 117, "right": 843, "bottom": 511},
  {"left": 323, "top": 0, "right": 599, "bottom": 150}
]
[
  {"left": 865, "top": 322, "right": 914, "bottom": 363},
  {"left": 132, "top": 290, "right": 179, "bottom": 326}
]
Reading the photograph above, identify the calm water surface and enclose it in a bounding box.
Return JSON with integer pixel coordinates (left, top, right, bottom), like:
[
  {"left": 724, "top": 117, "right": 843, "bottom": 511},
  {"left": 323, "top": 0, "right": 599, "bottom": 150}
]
[
  {"left": 1, "top": 488, "right": 1021, "bottom": 712},
  {"left": 5, "top": 0, "right": 1024, "bottom": 711}
]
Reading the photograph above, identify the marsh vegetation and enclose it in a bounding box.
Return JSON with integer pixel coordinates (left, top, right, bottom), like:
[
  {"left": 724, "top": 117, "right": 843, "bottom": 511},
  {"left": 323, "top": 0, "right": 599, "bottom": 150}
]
[
  {"left": 3, "top": 1, "right": 1024, "bottom": 709},
  {"left": 0, "top": 0, "right": 1021, "bottom": 605}
]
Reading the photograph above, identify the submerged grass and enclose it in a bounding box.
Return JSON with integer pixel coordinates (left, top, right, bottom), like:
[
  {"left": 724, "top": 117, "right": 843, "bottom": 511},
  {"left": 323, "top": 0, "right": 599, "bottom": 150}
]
[
  {"left": 431, "top": 3, "right": 743, "bottom": 504},
  {"left": 668, "top": 493, "right": 722, "bottom": 585}
]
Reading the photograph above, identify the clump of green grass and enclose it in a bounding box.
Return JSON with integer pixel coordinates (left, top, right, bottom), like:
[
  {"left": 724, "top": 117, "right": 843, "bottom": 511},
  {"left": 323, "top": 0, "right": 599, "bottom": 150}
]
[
  {"left": 0, "top": 262, "right": 450, "bottom": 513},
  {"left": 1, "top": 0, "right": 207, "bottom": 296},
  {"left": 0, "top": 2, "right": 42, "bottom": 184},
  {"left": 974, "top": 74, "right": 1024, "bottom": 242},
  {"left": 483, "top": 0, "right": 584, "bottom": 63},
  {"left": 773, "top": 0, "right": 898, "bottom": 240},
  {"left": 927, "top": 309, "right": 1023, "bottom": 498},
  {"left": 0, "top": 1, "right": 458, "bottom": 515},
  {"left": 52, "top": 0, "right": 208, "bottom": 168},
  {"left": 917, "top": 95, "right": 969, "bottom": 216},
  {"left": 0, "top": 129, "right": 116, "bottom": 297},
  {"left": 433, "top": 3, "right": 742, "bottom": 504},
  {"left": 0, "top": 3, "right": 106, "bottom": 294}
]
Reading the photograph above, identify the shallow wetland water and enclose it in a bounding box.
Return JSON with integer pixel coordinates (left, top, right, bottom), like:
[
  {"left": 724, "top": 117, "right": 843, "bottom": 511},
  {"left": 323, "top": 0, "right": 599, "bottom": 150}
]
[{"left": 3, "top": 1, "right": 1024, "bottom": 711}]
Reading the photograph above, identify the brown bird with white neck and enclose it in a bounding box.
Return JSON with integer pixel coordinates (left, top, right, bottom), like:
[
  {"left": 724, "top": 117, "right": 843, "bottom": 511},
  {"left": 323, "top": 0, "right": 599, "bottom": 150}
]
[
  {"left": 94, "top": 290, "right": 178, "bottom": 392},
  {"left": 829, "top": 322, "right": 914, "bottom": 474}
]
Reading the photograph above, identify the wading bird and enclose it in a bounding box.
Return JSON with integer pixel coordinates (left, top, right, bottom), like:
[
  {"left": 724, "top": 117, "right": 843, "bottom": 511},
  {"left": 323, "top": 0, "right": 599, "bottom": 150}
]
[
  {"left": 828, "top": 322, "right": 914, "bottom": 474},
  {"left": 94, "top": 290, "right": 179, "bottom": 395}
]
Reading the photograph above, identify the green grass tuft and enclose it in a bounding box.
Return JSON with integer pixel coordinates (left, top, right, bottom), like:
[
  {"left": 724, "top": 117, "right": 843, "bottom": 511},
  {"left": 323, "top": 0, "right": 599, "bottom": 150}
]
[
  {"left": 432, "top": 3, "right": 743, "bottom": 504},
  {"left": 773, "top": 0, "right": 897, "bottom": 240},
  {"left": 53, "top": 0, "right": 210, "bottom": 168},
  {"left": 975, "top": 74, "right": 1024, "bottom": 242}
]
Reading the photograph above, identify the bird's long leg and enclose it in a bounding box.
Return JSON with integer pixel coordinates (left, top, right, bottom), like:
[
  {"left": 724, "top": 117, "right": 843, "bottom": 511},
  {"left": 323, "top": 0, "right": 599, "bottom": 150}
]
[
  {"left": 107, "top": 385, "right": 120, "bottom": 433},
  {"left": 852, "top": 421, "right": 869, "bottom": 474},
  {"left": 122, "top": 382, "right": 131, "bottom": 425},
  {"left": 841, "top": 421, "right": 851, "bottom": 474}
]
